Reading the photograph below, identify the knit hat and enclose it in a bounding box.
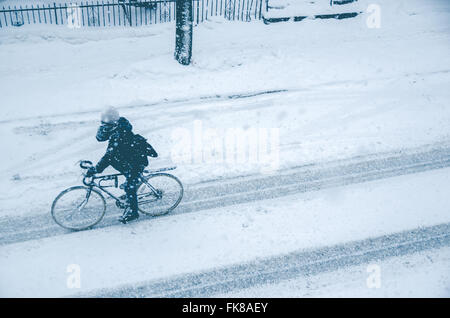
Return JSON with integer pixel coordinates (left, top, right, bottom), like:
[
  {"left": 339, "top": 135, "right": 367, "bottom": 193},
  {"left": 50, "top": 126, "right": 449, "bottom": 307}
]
[{"left": 101, "top": 106, "right": 120, "bottom": 124}]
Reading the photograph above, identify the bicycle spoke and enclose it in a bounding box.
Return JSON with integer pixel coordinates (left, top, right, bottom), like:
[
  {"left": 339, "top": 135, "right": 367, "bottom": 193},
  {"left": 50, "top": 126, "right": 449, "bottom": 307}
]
[
  {"left": 51, "top": 187, "right": 106, "bottom": 230},
  {"left": 137, "top": 173, "right": 183, "bottom": 216}
]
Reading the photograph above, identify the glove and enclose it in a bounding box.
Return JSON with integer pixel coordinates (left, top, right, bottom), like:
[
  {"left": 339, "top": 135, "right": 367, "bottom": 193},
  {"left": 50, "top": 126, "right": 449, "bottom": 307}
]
[{"left": 86, "top": 166, "right": 97, "bottom": 177}]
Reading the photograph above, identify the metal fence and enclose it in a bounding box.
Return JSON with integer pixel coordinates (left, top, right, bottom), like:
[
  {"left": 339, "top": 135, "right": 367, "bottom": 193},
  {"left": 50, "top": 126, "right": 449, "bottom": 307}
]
[{"left": 0, "top": 0, "right": 263, "bottom": 28}]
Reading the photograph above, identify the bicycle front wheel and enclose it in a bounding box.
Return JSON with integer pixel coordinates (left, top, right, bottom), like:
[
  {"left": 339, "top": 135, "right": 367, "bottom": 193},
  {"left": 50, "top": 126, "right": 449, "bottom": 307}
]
[
  {"left": 51, "top": 186, "right": 106, "bottom": 230},
  {"left": 137, "top": 173, "right": 184, "bottom": 216}
]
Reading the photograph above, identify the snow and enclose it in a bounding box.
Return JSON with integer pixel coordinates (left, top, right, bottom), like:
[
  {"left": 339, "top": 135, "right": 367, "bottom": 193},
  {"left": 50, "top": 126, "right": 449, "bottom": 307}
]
[
  {"left": 266, "top": 0, "right": 364, "bottom": 18},
  {"left": 218, "top": 246, "right": 450, "bottom": 297},
  {"left": 0, "top": 0, "right": 449, "bottom": 297},
  {"left": 1, "top": 0, "right": 450, "bottom": 219},
  {"left": 1, "top": 166, "right": 450, "bottom": 297}
]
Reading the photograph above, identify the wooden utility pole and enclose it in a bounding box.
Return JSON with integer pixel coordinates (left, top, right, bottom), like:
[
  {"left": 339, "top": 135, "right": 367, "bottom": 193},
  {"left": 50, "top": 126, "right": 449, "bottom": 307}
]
[{"left": 175, "top": 0, "right": 193, "bottom": 65}]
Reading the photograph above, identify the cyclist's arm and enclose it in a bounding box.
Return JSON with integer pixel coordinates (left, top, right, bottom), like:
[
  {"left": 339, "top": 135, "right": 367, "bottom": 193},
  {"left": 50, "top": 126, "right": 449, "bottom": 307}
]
[
  {"left": 95, "top": 152, "right": 111, "bottom": 173},
  {"left": 95, "top": 140, "right": 117, "bottom": 173},
  {"left": 147, "top": 143, "right": 158, "bottom": 158}
]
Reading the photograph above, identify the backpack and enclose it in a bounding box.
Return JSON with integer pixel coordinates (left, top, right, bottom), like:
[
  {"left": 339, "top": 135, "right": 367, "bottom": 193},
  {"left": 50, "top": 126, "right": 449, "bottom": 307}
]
[{"left": 131, "top": 134, "right": 158, "bottom": 167}]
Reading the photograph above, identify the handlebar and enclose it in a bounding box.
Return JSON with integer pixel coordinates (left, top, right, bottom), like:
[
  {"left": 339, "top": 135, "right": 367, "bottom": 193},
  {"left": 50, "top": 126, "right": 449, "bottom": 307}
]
[
  {"left": 79, "top": 160, "right": 94, "bottom": 185},
  {"left": 80, "top": 160, "right": 93, "bottom": 169}
]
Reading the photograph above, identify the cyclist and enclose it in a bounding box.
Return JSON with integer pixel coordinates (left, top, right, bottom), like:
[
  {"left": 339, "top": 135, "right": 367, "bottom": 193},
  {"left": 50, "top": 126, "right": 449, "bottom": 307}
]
[{"left": 86, "top": 107, "right": 157, "bottom": 223}]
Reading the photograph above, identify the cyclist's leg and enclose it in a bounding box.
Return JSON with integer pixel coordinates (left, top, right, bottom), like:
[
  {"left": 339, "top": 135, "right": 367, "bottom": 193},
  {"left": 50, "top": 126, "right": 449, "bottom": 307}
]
[{"left": 124, "top": 171, "right": 140, "bottom": 215}]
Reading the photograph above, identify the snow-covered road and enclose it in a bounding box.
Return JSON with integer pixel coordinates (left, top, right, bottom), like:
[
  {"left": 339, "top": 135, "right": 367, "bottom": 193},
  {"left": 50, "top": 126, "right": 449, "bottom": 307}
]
[
  {"left": 1, "top": 141, "right": 450, "bottom": 246},
  {"left": 84, "top": 222, "right": 450, "bottom": 297},
  {"left": 1, "top": 0, "right": 450, "bottom": 297},
  {"left": 1, "top": 145, "right": 450, "bottom": 297}
]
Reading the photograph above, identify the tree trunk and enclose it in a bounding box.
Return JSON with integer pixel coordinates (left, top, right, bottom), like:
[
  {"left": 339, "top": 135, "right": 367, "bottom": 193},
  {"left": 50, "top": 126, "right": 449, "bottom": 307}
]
[{"left": 175, "top": 0, "right": 193, "bottom": 65}]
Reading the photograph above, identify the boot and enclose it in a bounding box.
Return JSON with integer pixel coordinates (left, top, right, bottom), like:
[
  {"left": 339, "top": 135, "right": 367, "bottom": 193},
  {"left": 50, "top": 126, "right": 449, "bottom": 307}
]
[{"left": 118, "top": 208, "right": 139, "bottom": 224}]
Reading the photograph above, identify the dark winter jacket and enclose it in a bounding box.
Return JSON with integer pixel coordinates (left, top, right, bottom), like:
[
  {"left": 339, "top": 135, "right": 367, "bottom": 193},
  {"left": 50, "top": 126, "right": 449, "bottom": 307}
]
[{"left": 95, "top": 117, "right": 148, "bottom": 175}]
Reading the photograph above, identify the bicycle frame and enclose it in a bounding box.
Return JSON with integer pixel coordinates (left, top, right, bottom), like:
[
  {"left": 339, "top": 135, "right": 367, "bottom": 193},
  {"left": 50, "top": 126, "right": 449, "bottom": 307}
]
[
  {"left": 82, "top": 172, "right": 161, "bottom": 208},
  {"left": 51, "top": 162, "right": 183, "bottom": 230}
]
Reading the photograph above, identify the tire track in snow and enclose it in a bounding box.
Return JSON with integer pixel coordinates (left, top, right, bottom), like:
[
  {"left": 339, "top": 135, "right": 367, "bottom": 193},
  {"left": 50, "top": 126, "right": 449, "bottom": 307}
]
[
  {"left": 1, "top": 142, "right": 450, "bottom": 246},
  {"left": 0, "top": 89, "right": 288, "bottom": 125},
  {"left": 2, "top": 67, "right": 448, "bottom": 125},
  {"left": 82, "top": 222, "right": 450, "bottom": 297}
]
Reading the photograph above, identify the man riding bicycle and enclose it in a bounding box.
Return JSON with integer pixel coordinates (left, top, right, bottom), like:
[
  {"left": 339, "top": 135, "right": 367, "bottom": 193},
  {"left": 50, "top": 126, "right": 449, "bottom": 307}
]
[{"left": 86, "top": 107, "right": 158, "bottom": 223}]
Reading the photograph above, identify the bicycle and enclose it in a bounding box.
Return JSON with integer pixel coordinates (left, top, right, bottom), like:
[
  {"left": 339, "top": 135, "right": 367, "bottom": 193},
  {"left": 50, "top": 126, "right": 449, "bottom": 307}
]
[{"left": 51, "top": 160, "right": 184, "bottom": 230}]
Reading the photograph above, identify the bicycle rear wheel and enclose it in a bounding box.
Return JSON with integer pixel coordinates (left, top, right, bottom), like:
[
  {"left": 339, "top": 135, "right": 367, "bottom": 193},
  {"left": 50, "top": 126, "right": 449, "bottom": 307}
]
[
  {"left": 51, "top": 186, "right": 106, "bottom": 230},
  {"left": 137, "top": 173, "right": 184, "bottom": 216}
]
